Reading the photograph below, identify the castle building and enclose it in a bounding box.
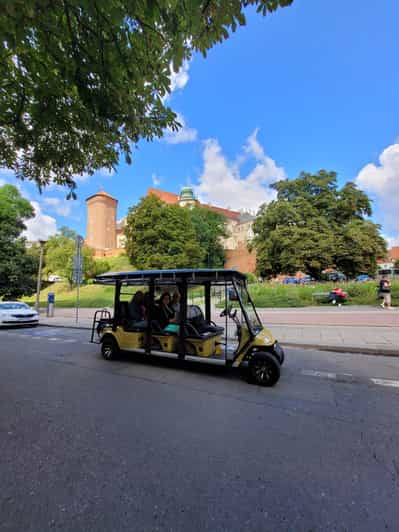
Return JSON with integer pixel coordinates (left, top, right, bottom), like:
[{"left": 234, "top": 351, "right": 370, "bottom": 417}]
[{"left": 85, "top": 187, "right": 256, "bottom": 272}]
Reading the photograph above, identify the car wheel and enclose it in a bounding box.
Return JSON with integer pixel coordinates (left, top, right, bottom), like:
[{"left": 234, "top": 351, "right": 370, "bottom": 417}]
[
  {"left": 101, "top": 336, "right": 119, "bottom": 360},
  {"left": 248, "top": 352, "right": 280, "bottom": 387}
]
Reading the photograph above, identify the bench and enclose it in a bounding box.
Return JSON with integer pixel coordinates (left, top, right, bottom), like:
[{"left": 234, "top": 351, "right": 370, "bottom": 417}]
[{"left": 312, "top": 291, "right": 330, "bottom": 304}]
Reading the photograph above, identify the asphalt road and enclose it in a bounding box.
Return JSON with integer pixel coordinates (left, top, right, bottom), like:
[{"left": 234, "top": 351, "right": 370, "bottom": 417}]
[{"left": 1, "top": 326, "right": 399, "bottom": 532}]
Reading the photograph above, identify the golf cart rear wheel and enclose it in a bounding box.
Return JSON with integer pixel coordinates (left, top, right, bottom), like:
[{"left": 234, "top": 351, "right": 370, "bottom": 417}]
[
  {"left": 248, "top": 353, "right": 280, "bottom": 387},
  {"left": 101, "top": 336, "right": 119, "bottom": 361}
]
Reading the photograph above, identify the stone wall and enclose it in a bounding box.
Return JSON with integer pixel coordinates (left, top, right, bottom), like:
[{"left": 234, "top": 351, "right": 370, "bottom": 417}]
[{"left": 225, "top": 246, "right": 257, "bottom": 273}]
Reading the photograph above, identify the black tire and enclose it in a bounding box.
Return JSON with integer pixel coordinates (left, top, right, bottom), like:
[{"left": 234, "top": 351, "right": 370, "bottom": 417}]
[
  {"left": 101, "top": 336, "right": 119, "bottom": 361},
  {"left": 248, "top": 352, "right": 280, "bottom": 387},
  {"left": 273, "top": 344, "right": 285, "bottom": 366}
]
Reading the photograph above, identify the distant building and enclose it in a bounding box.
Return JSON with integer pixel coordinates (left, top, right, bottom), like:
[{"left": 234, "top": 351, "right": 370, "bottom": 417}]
[
  {"left": 378, "top": 246, "right": 399, "bottom": 271},
  {"left": 85, "top": 187, "right": 257, "bottom": 272}
]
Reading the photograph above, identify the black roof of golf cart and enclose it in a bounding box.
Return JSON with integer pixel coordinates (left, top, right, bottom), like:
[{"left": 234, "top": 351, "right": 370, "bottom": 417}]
[{"left": 95, "top": 269, "right": 247, "bottom": 286}]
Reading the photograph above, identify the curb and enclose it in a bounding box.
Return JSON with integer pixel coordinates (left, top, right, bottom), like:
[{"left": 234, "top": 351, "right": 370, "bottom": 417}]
[
  {"left": 283, "top": 342, "right": 399, "bottom": 357},
  {"left": 40, "top": 323, "right": 91, "bottom": 331}
]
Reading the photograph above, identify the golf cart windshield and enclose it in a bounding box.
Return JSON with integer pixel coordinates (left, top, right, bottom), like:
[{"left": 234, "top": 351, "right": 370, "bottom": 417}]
[{"left": 234, "top": 279, "right": 263, "bottom": 334}]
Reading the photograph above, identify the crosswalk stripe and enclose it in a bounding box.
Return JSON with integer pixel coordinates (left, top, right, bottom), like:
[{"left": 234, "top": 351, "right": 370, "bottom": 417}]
[
  {"left": 301, "top": 369, "right": 337, "bottom": 379},
  {"left": 370, "top": 378, "right": 399, "bottom": 388}
]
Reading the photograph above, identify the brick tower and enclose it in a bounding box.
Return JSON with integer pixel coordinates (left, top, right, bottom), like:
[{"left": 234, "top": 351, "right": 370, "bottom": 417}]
[{"left": 85, "top": 191, "right": 118, "bottom": 253}]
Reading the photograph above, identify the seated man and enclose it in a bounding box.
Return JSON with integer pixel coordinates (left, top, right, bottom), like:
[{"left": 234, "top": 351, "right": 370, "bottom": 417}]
[{"left": 127, "top": 291, "right": 147, "bottom": 329}]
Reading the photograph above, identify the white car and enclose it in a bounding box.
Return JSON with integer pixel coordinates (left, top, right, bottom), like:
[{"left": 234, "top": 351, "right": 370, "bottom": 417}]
[
  {"left": 48, "top": 275, "right": 62, "bottom": 282},
  {"left": 0, "top": 302, "right": 39, "bottom": 327}
]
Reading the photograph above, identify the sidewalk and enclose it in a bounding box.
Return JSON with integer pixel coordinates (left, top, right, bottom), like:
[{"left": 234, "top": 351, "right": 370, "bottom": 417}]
[{"left": 39, "top": 307, "right": 399, "bottom": 356}]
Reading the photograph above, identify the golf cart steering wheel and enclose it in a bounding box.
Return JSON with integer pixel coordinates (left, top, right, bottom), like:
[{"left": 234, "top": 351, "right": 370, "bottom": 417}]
[
  {"left": 220, "top": 305, "right": 232, "bottom": 318},
  {"left": 220, "top": 306, "right": 237, "bottom": 319}
]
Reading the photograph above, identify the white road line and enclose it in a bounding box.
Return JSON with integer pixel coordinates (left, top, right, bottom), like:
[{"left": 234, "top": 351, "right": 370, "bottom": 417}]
[
  {"left": 301, "top": 369, "right": 337, "bottom": 380},
  {"left": 370, "top": 378, "right": 399, "bottom": 389},
  {"left": 62, "top": 339, "right": 77, "bottom": 343},
  {"left": 47, "top": 337, "right": 58, "bottom": 341}
]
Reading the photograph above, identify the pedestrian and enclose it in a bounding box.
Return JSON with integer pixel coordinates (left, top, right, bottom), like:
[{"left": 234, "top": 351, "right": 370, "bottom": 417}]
[{"left": 378, "top": 276, "right": 392, "bottom": 309}]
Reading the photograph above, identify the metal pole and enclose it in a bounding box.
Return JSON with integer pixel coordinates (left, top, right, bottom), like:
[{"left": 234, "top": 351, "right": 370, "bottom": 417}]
[
  {"left": 75, "top": 238, "right": 81, "bottom": 323},
  {"left": 75, "top": 235, "right": 84, "bottom": 324},
  {"left": 35, "top": 241, "right": 45, "bottom": 312}
]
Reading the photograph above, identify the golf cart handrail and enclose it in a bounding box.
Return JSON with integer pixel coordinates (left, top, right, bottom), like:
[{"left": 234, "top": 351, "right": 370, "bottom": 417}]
[{"left": 95, "top": 268, "right": 247, "bottom": 286}]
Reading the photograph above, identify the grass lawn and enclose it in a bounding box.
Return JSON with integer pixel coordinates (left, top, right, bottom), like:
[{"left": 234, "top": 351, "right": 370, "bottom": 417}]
[
  {"left": 248, "top": 281, "right": 399, "bottom": 307},
  {"left": 24, "top": 282, "right": 115, "bottom": 308},
  {"left": 24, "top": 279, "right": 399, "bottom": 308}
]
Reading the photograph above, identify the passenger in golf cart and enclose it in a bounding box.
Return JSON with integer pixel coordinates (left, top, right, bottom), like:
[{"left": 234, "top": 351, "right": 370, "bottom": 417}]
[{"left": 92, "top": 269, "right": 284, "bottom": 387}]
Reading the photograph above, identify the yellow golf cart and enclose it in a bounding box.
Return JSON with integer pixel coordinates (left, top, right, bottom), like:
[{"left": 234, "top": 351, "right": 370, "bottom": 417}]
[{"left": 91, "top": 269, "right": 284, "bottom": 386}]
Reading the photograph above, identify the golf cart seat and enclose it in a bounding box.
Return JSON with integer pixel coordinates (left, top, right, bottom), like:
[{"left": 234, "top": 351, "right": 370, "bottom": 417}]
[
  {"left": 187, "top": 305, "right": 224, "bottom": 335},
  {"left": 119, "top": 302, "right": 147, "bottom": 332},
  {"left": 183, "top": 322, "right": 221, "bottom": 340}
]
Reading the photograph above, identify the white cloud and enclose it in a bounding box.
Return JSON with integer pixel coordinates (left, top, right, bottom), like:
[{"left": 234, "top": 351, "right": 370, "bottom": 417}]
[
  {"left": 164, "top": 113, "right": 198, "bottom": 144},
  {"left": 356, "top": 143, "right": 399, "bottom": 233},
  {"left": 195, "top": 129, "right": 286, "bottom": 212},
  {"left": 23, "top": 201, "right": 57, "bottom": 242},
  {"left": 383, "top": 234, "right": 399, "bottom": 249},
  {"left": 43, "top": 197, "right": 74, "bottom": 217},
  {"left": 169, "top": 60, "right": 190, "bottom": 94},
  {"left": 152, "top": 173, "right": 161, "bottom": 186}
]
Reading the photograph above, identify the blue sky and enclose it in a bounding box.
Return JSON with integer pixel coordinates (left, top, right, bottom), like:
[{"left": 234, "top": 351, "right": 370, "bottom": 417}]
[{"left": 1, "top": 0, "right": 399, "bottom": 245}]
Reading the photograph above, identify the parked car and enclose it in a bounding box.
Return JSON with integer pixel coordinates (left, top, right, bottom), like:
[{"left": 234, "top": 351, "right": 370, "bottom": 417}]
[
  {"left": 323, "top": 271, "right": 347, "bottom": 282},
  {"left": 355, "top": 274, "right": 373, "bottom": 282},
  {"left": 298, "top": 275, "right": 315, "bottom": 285},
  {"left": 48, "top": 274, "right": 62, "bottom": 282},
  {"left": 282, "top": 277, "right": 298, "bottom": 285},
  {"left": 0, "top": 302, "right": 39, "bottom": 327}
]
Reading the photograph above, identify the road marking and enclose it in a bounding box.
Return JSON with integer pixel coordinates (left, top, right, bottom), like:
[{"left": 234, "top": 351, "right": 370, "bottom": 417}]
[
  {"left": 62, "top": 339, "right": 77, "bottom": 343},
  {"left": 47, "top": 337, "right": 58, "bottom": 341},
  {"left": 301, "top": 369, "right": 337, "bottom": 380},
  {"left": 370, "top": 378, "right": 399, "bottom": 389}
]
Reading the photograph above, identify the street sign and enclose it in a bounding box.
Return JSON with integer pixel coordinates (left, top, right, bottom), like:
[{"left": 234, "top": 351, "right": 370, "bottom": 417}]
[
  {"left": 73, "top": 255, "right": 83, "bottom": 270},
  {"left": 72, "top": 270, "right": 83, "bottom": 284}
]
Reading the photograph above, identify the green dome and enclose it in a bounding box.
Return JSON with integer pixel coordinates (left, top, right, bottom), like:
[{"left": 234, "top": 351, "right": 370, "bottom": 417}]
[{"left": 180, "top": 186, "right": 195, "bottom": 201}]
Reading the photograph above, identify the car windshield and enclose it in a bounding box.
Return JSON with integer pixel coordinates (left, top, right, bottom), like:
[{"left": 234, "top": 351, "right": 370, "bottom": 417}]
[
  {"left": 234, "top": 280, "right": 263, "bottom": 333},
  {"left": 0, "top": 303, "right": 30, "bottom": 310}
]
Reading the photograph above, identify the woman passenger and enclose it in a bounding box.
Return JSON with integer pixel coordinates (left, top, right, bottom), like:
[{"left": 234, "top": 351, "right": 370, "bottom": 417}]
[{"left": 156, "top": 292, "right": 177, "bottom": 329}]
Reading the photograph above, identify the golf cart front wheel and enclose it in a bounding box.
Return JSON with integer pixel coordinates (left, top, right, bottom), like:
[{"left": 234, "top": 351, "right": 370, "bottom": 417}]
[
  {"left": 101, "top": 336, "right": 119, "bottom": 361},
  {"left": 248, "top": 353, "right": 280, "bottom": 387}
]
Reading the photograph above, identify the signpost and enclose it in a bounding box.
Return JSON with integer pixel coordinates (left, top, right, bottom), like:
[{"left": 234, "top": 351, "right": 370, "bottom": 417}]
[{"left": 74, "top": 235, "right": 84, "bottom": 323}]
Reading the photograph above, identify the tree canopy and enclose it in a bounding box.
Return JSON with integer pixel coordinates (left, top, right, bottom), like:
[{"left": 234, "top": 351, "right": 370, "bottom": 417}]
[
  {"left": 45, "top": 227, "right": 109, "bottom": 287},
  {"left": 252, "top": 171, "right": 387, "bottom": 279},
  {"left": 125, "top": 196, "right": 205, "bottom": 269},
  {"left": 0, "top": 184, "right": 38, "bottom": 299},
  {"left": 189, "top": 206, "right": 227, "bottom": 268},
  {"left": 0, "top": 0, "right": 293, "bottom": 195}
]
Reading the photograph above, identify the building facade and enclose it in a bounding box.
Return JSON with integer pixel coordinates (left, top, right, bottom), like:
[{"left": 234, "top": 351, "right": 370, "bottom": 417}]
[{"left": 85, "top": 187, "right": 257, "bottom": 271}]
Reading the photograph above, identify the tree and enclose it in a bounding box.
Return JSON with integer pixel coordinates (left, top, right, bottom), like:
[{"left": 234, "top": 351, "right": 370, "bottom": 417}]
[
  {"left": 189, "top": 206, "right": 227, "bottom": 268},
  {"left": 44, "top": 230, "right": 99, "bottom": 287},
  {"left": 125, "top": 196, "right": 203, "bottom": 269},
  {"left": 252, "top": 171, "right": 387, "bottom": 279},
  {"left": 0, "top": 0, "right": 293, "bottom": 195},
  {"left": 0, "top": 184, "right": 38, "bottom": 299}
]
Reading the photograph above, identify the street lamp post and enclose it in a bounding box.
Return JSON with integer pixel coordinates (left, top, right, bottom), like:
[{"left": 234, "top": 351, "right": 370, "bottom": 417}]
[{"left": 35, "top": 240, "right": 46, "bottom": 312}]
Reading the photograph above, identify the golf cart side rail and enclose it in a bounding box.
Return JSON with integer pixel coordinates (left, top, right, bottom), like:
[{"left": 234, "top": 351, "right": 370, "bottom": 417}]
[{"left": 95, "top": 268, "right": 247, "bottom": 285}]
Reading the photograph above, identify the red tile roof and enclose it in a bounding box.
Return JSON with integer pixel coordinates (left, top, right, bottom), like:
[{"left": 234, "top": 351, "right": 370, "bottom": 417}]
[
  {"left": 147, "top": 188, "right": 179, "bottom": 205},
  {"left": 388, "top": 247, "right": 399, "bottom": 260},
  {"left": 147, "top": 188, "right": 240, "bottom": 220},
  {"left": 86, "top": 190, "right": 118, "bottom": 203}
]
